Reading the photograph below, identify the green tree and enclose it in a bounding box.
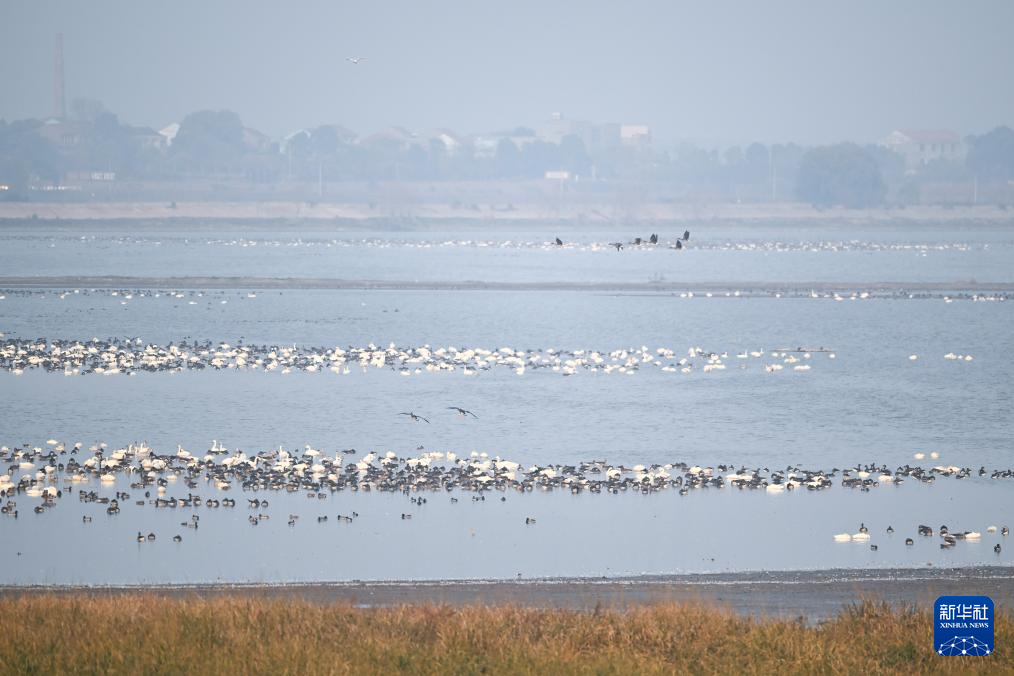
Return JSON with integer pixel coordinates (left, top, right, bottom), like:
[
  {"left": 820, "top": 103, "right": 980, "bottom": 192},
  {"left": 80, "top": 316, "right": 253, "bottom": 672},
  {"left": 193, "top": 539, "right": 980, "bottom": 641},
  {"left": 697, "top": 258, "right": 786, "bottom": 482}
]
[
  {"left": 0, "top": 119, "right": 61, "bottom": 191},
  {"left": 796, "top": 143, "right": 886, "bottom": 208},
  {"left": 171, "top": 110, "right": 246, "bottom": 174},
  {"left": 559, "top": 134, "right": 591, "bottom": 176},
  {"left": 494, "top": 138, "right": 520, "bottom": 178},
  {"left": 966, "top": 126, "right": 1014, "bottom": 180}
]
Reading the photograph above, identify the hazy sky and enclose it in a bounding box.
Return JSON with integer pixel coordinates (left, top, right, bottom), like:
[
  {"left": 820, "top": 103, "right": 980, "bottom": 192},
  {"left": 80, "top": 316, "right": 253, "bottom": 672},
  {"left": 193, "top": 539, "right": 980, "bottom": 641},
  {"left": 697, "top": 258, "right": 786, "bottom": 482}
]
[{"left": 2, "top": 1, "right": 1013, "bottom": 146}]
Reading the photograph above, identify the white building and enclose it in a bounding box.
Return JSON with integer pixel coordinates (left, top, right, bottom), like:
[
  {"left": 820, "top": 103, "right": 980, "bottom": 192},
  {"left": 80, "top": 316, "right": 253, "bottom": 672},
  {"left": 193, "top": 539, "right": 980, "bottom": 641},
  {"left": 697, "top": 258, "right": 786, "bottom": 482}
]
[{"left": 881, "top": 129, "right": 965, "bottom": 173}]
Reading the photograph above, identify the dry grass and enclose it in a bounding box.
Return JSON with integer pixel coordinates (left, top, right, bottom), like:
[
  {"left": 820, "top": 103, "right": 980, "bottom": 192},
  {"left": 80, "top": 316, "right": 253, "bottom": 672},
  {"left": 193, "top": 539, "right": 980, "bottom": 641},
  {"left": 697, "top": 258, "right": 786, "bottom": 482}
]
[{"left": 0, "top": 595, "right": 1007, "bottom": 675}]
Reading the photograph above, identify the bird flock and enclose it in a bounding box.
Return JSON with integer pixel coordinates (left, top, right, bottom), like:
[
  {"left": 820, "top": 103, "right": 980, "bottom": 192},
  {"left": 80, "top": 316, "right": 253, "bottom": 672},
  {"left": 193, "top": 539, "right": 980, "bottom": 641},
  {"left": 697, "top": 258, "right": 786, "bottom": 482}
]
[
  {"left": 1, "top": 336, "right": 984, "bottom": 378},
  {"left": 2, "top": 337, "right": 846, "bottom": 377},
  {"left": 1, "top": 287, "right": 1005, "bottom": 305},
  {"left": 833, "top": 522, "right": 1007, "bottom": 556},
  {"left": 4, "top": 440, "right": 1014, "bottom": 522}
]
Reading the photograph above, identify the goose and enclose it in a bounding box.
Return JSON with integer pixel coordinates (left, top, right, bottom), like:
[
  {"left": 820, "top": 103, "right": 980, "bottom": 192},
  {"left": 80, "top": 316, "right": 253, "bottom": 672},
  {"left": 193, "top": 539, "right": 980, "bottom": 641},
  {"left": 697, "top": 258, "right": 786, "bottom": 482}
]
[
  {"left": 905, "top": 538, "right": 914, "bottom": 546},
  {"left": 996, "top": 544, "right": 1002, "bottom": 554}
]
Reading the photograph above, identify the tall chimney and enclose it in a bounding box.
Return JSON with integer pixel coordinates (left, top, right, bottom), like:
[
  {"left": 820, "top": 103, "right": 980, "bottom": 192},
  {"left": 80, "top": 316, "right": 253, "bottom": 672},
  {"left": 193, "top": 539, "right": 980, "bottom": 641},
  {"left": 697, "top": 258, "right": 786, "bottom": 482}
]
[{"left": 54, "top": 33, "right": 66, "bottom": 119}]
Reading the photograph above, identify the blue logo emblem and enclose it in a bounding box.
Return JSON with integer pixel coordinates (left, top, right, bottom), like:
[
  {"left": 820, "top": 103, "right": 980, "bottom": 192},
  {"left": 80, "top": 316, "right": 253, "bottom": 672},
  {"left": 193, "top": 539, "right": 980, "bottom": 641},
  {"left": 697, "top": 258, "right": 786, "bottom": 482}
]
[{"left": 935, "top": 596, "right": 994, "bottom": 656}]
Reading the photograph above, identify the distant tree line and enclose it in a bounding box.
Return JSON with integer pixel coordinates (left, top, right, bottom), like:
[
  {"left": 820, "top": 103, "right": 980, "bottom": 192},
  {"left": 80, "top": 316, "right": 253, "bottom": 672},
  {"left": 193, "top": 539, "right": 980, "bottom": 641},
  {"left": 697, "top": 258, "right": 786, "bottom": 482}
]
[{"left": 2, "top": 101, "right": 1014, "bottom": 207}]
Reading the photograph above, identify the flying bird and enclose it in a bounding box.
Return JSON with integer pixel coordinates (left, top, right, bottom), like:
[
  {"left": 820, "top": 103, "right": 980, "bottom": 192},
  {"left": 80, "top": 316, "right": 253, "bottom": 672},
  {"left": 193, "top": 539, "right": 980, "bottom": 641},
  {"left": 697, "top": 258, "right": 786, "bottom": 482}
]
[
  {"left": 399, "top": 412, "right": 430, "bottom": 423},
  {"left": 346, "top": 56, "right": 367, "bottom": 64},
  {"left": 448, "top": 406, "right": 478, "bottom": 418},
  {"left": 683, "top": 229, "right": 690, "bottom": 241},
  {"left": 609, "top": 242, "right": 624, "bottom": 251}
]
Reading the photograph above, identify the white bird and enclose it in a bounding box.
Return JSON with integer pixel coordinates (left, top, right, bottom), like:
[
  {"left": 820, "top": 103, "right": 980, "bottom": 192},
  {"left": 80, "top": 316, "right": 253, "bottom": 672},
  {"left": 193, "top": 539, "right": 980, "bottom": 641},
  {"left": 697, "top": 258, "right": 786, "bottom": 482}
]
[
  {"left": 346, "top": 56, "right": 366, "bottom": 64},
  {"left": 833, "top": 533, "right": 852, "bottom": 542}
]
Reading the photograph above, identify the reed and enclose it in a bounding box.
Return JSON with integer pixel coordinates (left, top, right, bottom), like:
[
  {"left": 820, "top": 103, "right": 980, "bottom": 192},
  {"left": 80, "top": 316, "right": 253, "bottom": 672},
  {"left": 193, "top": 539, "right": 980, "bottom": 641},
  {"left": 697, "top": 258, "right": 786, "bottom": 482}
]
[{"left": 0, "top": 595, "right": 1007, "bottom": 674}]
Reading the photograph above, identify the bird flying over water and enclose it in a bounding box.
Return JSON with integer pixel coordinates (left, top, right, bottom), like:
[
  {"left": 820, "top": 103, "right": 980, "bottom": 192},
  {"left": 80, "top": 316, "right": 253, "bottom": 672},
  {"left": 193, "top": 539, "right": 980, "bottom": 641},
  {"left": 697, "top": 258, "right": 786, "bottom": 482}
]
[
  {"left": 399, "top": 412, "right": 430, "bottom": 423},
  {"left": 609, "top": 242, "right": 623, "bottom": 251},
  {"left": 346, "top": 56, "right": 367, "bottom": 64},
  {"left": 683, "top": 229, "right": 691, "bottom": 241},
  {"left": 448, "top": 406, "right": 478, "bottom": 418}
]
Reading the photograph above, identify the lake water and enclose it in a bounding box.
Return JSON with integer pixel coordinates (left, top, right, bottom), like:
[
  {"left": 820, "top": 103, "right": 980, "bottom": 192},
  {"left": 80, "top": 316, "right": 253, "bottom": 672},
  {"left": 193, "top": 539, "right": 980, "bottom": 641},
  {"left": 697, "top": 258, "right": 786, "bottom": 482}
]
[{"left": 1, "top": 221, "right": 1012, "bottom": 585}]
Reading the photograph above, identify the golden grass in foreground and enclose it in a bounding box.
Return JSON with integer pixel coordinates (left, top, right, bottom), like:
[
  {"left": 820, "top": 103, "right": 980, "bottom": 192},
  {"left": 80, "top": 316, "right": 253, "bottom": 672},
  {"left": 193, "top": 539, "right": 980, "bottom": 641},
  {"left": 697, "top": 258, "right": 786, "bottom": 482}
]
[{"left": 0, "top": 596, "right": 1008, "bottom": 675}]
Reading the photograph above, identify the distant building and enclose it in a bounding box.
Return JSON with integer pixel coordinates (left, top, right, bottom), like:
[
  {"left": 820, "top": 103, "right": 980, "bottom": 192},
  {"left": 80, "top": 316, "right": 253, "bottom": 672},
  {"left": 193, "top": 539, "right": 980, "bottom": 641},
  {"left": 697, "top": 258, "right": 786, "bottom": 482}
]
[
  {"left": 882, "top": 129, "right": 965, "bottom": 172},
  {"left": 540, "top": 112, "right": 589, "bottom": 145},
  {"left": 242, "top": 127, "right": 273, "bottom": 153},
  {"left": 620, "top": 124, "right": 651, "bottom": 147},
  {"left": 126, "top": 126, "right": 164, "bottom": 151},
  {"left": 538, "top": 113, "right": 650, "bottom": 151},
  {"left": 37, "top": 118, "right": 88, "bottom": 149},
  {"left": 360, "top": 126, "right": 418, "bottom": 150}
]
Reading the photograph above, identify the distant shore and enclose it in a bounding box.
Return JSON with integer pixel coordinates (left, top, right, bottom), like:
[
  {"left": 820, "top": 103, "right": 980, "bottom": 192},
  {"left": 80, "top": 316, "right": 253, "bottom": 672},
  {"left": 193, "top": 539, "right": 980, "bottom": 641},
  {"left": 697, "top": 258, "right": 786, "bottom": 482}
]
[
  {"left": 4, "top": 567, "right": 1013, "bottom": 618},
  {"left": 1, "top": 276, "right": 1012, "bottom": 293},
  {"left": 1, "top": 200, "right": 1013, "bottom": 226}
]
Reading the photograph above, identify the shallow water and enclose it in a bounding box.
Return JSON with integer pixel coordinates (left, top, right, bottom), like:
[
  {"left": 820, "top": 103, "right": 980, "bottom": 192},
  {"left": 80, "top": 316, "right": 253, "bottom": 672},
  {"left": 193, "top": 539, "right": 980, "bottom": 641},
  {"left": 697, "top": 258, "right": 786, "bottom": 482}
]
[
  {"left": 1, "top": 221, "right": 1012, "bottom": 584},
  {"left": 2, "top": 222, "right": 1014, "bottom": 283}
]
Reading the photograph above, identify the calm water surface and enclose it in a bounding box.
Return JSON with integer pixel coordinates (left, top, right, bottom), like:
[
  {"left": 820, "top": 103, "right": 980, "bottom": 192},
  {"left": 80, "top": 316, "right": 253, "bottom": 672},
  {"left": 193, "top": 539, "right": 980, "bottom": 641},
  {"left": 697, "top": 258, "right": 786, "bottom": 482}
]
[{"left": 1, "top": 222, "right": 1012, "bottom": 584}]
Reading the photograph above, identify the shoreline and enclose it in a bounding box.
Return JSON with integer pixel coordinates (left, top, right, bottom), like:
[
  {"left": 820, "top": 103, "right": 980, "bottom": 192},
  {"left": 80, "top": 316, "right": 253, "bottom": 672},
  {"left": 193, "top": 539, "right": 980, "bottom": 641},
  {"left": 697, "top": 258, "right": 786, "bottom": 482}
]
[
  {"left": 2, "top": 276, "right": 1012, "bottom": 292},
  {"left": 4, "top": 567, "right": 1013, "bottom": 618}
]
